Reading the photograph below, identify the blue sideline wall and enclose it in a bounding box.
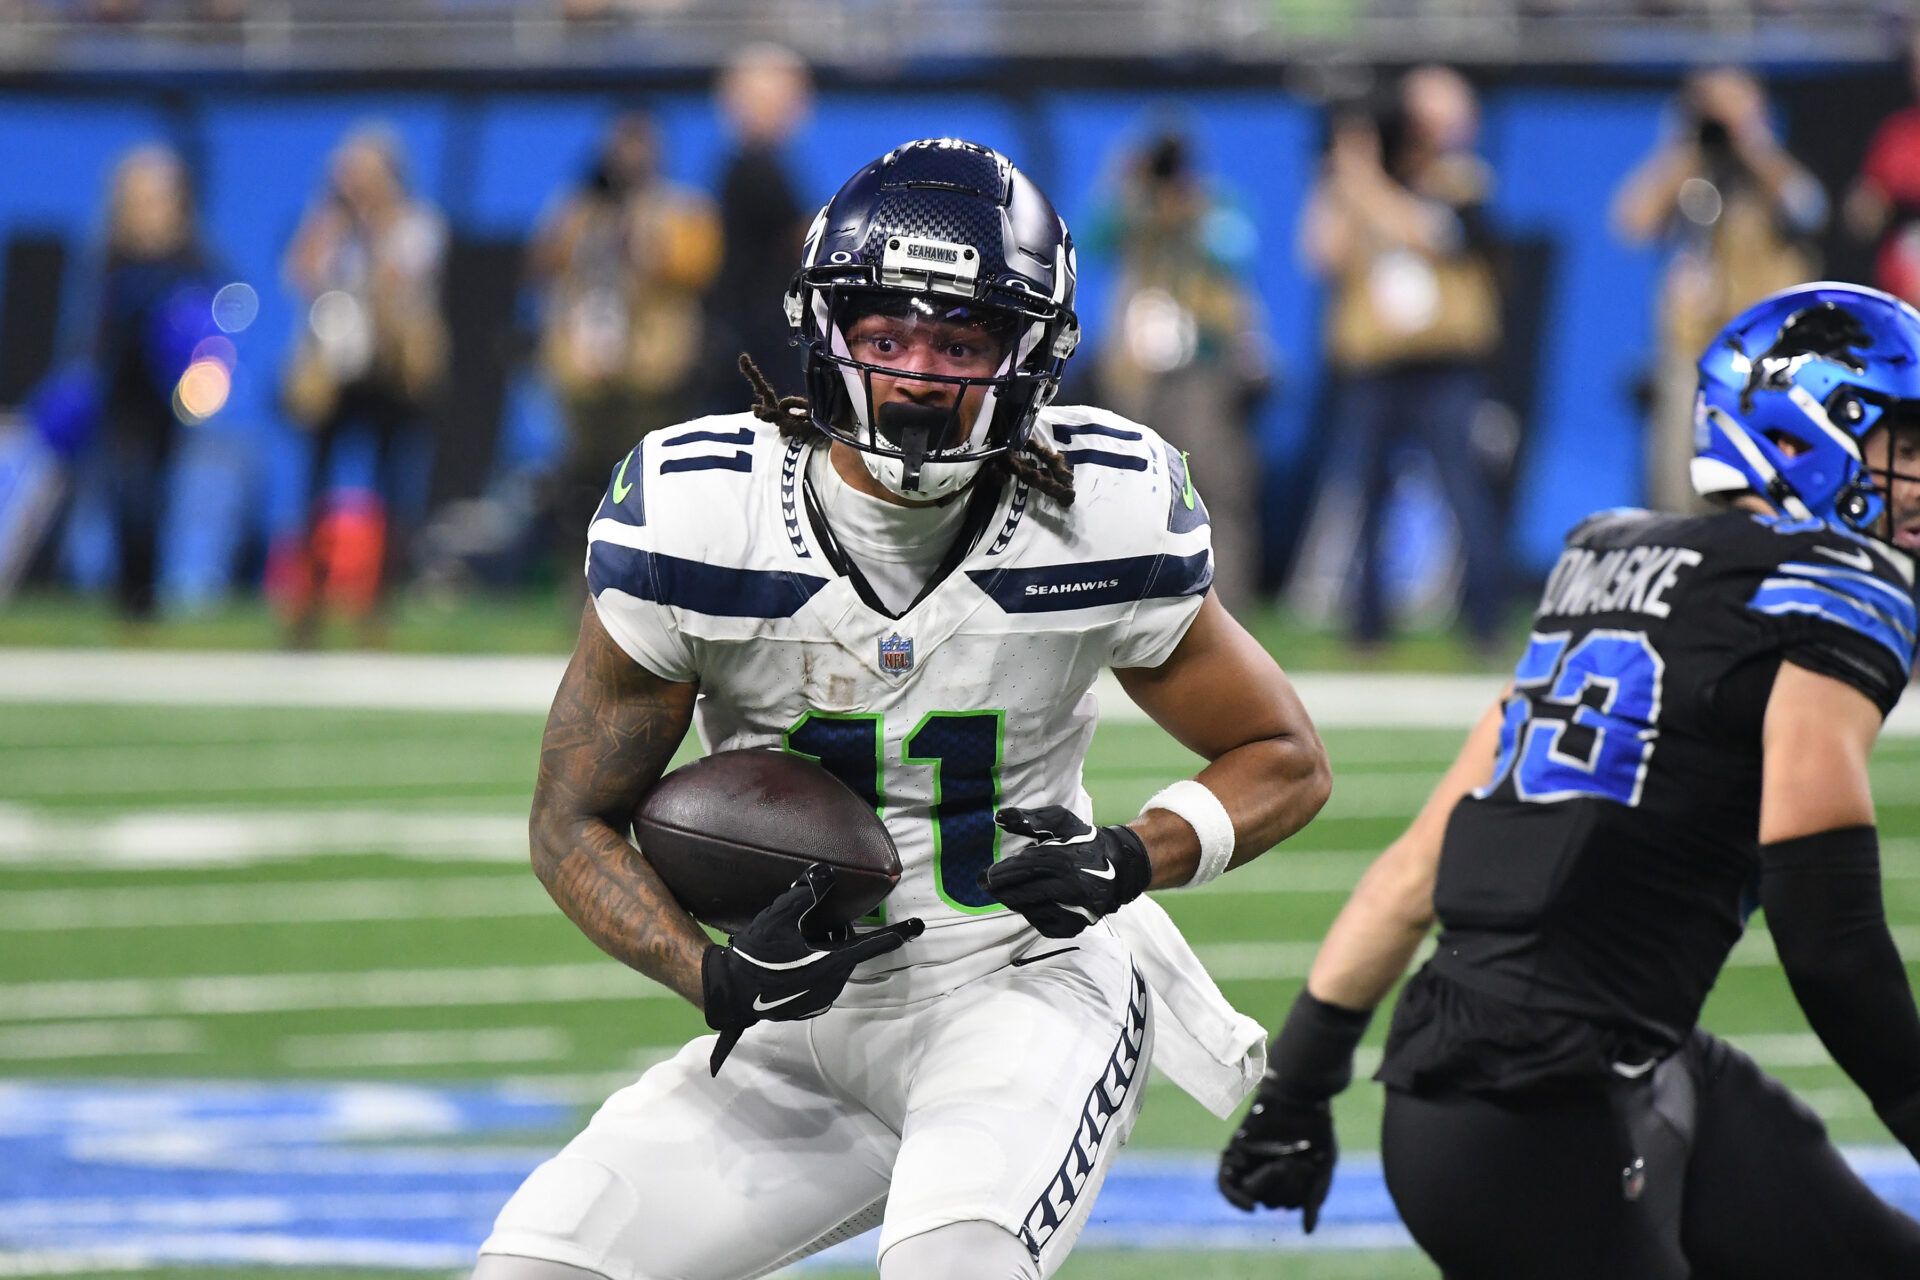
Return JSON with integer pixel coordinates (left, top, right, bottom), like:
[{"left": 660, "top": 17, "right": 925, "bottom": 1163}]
[{"left": 0, "top": 77, "right": 1822, "bottom": 598}]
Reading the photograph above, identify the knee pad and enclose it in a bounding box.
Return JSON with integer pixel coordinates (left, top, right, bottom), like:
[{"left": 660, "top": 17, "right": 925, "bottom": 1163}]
[
  {"left": 878, "top": 1220, "right": 1039, "bottom": 1280},
  {"left": 470, "top": 1257, "right": 611, "bottom": 1280}
]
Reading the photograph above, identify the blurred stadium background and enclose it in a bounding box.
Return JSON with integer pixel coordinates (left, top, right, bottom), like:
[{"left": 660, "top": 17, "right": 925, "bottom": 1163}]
[{"left": 4, "top": 1, "right": 1920, "bottom": 1276}]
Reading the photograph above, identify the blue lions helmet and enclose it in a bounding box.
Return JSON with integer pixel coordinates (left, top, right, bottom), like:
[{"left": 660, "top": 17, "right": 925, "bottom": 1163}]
[
  {"left": 1694, "top": 281, "right": 1920, "bottom": 540},
  {"left": 784, "top": 138, "right": 1080, "bottom": 500}
]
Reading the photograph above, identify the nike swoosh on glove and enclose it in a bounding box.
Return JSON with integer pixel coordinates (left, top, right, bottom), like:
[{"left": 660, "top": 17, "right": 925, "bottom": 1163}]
[
  {"left": 1217, "top": 1086, "right": 1337, "bottom": 1230},
  {"left": 979, "top": 805, "right": 1153, "bottom": 939},
  {"left": 701, "top": 863, "right": 923, "bottom": 1074}
]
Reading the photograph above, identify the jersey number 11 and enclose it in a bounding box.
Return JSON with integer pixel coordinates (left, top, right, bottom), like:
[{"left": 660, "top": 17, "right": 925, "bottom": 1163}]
[{"left": 786, "top": 709, "right": 1005, "bottom": 914}]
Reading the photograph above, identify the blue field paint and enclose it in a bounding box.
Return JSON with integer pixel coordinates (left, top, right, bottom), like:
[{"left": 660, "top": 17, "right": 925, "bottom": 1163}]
[
  {"left": 0, "top": 1081, "right": 566, "bottom": 1268},
  {"left": 3, "top": 1082, "right": 1919, "bottom": 1269}
]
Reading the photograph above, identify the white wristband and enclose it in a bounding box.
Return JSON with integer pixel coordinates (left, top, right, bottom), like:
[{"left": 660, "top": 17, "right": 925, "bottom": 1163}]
[{"left": 1139, "top": 779, "right": 1235, "bottom": 887}]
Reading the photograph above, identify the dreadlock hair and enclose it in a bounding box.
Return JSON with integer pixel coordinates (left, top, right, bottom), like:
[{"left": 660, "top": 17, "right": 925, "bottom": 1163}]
[
  {"left": 740, "top": 354, "right": 1075, "bottom": 507},
  {"left": 742, "top": 353, "right": 813, "bottom": 438}
]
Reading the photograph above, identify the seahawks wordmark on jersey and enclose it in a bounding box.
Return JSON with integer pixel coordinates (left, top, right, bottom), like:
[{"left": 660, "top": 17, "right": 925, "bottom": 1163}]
[{"left": 587, "top": 408, "right": 1213, "bottom": 963}]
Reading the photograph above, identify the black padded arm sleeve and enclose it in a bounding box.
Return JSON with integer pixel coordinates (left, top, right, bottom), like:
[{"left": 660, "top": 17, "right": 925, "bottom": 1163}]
[
  {"left": 1266, "top": 989, "right": 1374, "bottom": 1104},
  {"left": 1761, "top": 826, "right": 1920, "bottom": 1152}
]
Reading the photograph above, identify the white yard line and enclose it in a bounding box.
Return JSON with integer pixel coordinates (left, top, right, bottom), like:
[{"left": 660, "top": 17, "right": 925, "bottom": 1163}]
[
  {"left": 6, "top": 924, "right": 1899, "bottom": 1027},
  {"left": 4, "top": 836, "right": 1920, "bottom": 924},
  {"left": 277, "top": 1027, "right": 571, "bottom": 1069},
  {"left": 0, "top": 1019, "right": 203, "bottom": 1060},
  {"left": 0, "top": 962, "right": 666, "bottom": 1022},
  {"left": 0, "top": 875, "right": 544, "bottom": 929},
  {"left": 0, "top": 649, "right": 570, "bottom": 714},
  {"left": 0, "top": 746, "right": 525, "bottom": 796},
  {"left": 3, "top": 647, "right": 1919, "bottom": 736},
  {"left": 0, "top": 1253, "right": 157, "bottom": 1276},
  {"left": 0, "top": 807, "right": 528, "bottom": 868}
]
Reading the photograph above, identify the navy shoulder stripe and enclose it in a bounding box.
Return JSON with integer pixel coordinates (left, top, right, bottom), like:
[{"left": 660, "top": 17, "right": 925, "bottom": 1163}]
[
  {"left": 589, "top": 545, "right": 828, "bottom": 618},
  {"left": 594, "top": 442, "right": 646, "bottom": 527},
  {"left": 969, "top": 550, "right": 1212, "bottom": 613},
  {"left": 1162, "top": 443, "right": 1209, "bottom": 534},
  {"left": 661, "top": 451, "right": 753, "bottom": 475},
  {"left": 1060, "top": 449, "right": 1148, "bottom": 473},
  {"left": 662, "top": 426, "right": 756, "bottom": 448},
  {"left": 1054, "top": 422, "right": 1144, "bottom": 444}
]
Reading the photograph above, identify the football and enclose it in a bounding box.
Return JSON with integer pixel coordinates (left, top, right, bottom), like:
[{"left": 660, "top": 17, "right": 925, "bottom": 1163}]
[{"left": 631, "top": 748, "right": 901, "bottom": 936}]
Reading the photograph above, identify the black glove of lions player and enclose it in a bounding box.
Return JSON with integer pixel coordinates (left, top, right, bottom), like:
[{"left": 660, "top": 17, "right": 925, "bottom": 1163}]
[
  {"left": 978, "top": 805, "right": 1154, "bottom": 938},
  {"left": 1217, "top": 990, "right": 1372, "bottom": 1230},
  {"left": 1217, "top": 1088, "right": 1337, "bottom": 1227},
  {"left": 701, "top": 863, "right": 923, "bottom": 1075}
]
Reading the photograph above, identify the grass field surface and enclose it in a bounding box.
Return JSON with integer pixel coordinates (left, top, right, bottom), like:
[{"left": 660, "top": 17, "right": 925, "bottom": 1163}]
[{"left": 5, "top": 655, "right": 1920, "bottom": 1277}]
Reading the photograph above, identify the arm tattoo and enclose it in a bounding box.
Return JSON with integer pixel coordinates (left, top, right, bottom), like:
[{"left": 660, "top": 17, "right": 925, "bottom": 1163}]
[{"left": 530, "top": 604, "right": 709, "bottom": 1005}]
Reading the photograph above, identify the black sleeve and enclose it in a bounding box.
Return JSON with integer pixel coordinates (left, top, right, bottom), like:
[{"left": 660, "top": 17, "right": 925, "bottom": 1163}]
[
  {"left": 1761, "top": 826, "right": 1920, "bottom": 1142},
  {"left": 1780, "top": 632, "right": 1909, "bottom": 716},
  {"left": 1266, "top": 988, "right": 1374, "bottom": 1103}
]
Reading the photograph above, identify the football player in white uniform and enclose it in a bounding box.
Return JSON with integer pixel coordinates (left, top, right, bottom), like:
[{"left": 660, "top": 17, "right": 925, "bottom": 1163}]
[{"left": 473, "top": 138, "right": 1331, "bottom": 1280}]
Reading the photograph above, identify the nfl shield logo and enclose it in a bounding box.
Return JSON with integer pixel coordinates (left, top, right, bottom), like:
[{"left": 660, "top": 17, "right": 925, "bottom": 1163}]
[{"left": 878, "top": 632, "right": 914, "bottom": 674}]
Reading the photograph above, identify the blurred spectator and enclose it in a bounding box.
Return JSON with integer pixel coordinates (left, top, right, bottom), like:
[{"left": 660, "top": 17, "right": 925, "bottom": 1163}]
[
  {"left": 702, "top": 41, "right": 812, "bottom": 404},
  {"left": 1301, "top": 65, "right": 1506, "bottom": 651},
  {"left": 87, "top": 143, "right": 220, "bottom": 622},
  {"left": 281, "top": 124, "right": 448, "bottom": 646},
  {"left": 1846, "top": 32, "right": 1920, "bottom": 308},
  {"left": 529, "top": 109, "right": 721, "bottom": 570},
  {"left": 1091, "top": 128, "right": 1271, "bottom": 612},
  {"left": 1613, "top": 67, "right": 1826, "bottom": 513}
]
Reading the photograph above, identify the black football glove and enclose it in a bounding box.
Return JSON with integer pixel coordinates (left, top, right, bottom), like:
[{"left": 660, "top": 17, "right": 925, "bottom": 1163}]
[
  {"left": 701, "top": 863, "right": 923, "bottom": 1075},
  {"left": 1218, "top": 1086, "right": 1337, "bottom": 1227},
  {"left": 1217, "top": 989, "right": 1373, "bottom": 1229},
  {"left": 979, "top": 805, "right": 1154, "bottom": 938}
]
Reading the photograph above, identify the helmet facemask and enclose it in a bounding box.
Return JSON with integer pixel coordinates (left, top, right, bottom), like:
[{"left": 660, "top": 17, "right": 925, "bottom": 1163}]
[
  {"left": 809, "top": 284, "right": 1053, "bottom": 500},
  {"left": 783, "top": 138, "right": 1083, "bottom": 501},
  {"left": 1854, "top": 400, "right": 1920, "bottom": 551}
]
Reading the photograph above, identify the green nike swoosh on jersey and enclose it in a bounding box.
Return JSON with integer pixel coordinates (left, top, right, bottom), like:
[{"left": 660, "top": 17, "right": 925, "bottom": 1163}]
[
  {"left": 612, "top": 452, "right": 635, "bottom": 503},
  {"left": 1180, "top": 450, "right": 1197, "bottom": 510}
]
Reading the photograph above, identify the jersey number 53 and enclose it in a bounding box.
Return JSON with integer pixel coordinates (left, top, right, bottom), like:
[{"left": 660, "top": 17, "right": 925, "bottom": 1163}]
[{"left": 1476, "top": 629, "right": 1667, "bottom": 808}]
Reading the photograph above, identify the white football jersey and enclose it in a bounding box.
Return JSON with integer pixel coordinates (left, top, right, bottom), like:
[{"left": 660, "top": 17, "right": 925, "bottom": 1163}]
[{"left": 588, "top": 407, "right": 1213, "bottom": 981}]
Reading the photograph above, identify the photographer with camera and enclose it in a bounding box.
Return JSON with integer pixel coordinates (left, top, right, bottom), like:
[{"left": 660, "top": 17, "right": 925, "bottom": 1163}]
[
  {"left": 1091, "top": 127, "right": 1271, "bottom": 611},
  {"left": 280, "top": 124, "right": 450, "bottom": 647},
  {"left": 1300, "top": 65, "right": 1508, "bottom": 653},
  {"left": 529, "top": 111, "right": 721, "bottom": 588},
  {"left": 1613, "top": 67, "right": 1827, "bottom": 514}
]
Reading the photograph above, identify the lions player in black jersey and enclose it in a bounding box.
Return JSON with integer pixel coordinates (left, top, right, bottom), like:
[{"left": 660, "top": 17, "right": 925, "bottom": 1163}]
[{"left": 1218, "top": 281, "right": 1920, "bottom": 1278}]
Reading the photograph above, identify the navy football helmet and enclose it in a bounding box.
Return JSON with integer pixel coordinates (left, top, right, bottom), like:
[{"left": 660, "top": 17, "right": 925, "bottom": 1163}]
[
  {"left": 1694, "top": 282, "right": 1920, "bottom": 542},
  {"left": 785, "top": 138, "right": 1080, "bottom": 499}
]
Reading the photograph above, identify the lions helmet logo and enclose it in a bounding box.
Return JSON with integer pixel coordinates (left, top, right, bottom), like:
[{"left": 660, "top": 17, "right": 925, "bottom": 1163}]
[{"left": 1739, "top": 302, "right": 1872, "bottom": 412}]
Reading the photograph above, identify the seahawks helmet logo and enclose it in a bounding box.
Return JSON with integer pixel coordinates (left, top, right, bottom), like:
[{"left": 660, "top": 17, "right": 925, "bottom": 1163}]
[
  {"left": 880, "top": 235, "right": 980, "bottom": 296},
  {"left": 1739, "top": 302, "right": 1871, "bottom": 412}
]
